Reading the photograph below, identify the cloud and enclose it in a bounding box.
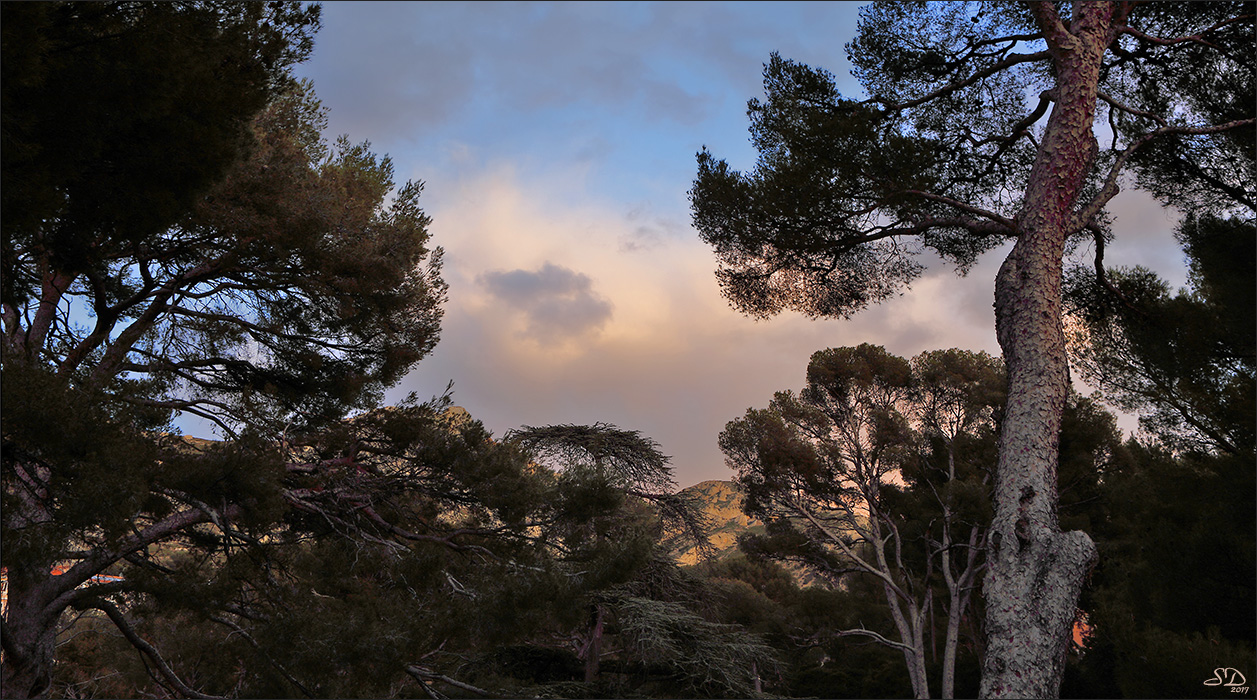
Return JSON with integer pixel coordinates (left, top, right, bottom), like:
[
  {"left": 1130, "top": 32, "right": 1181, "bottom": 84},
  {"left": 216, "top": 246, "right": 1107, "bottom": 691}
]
[
  {"left": 297, "top": 2, "right": 738, "bottom": 148},
  {"left": 292, "top": 3, "right": 478, "bottom": 146},
  {"left": 385, "top": 158, "right": 1180, "bottom": 487},
  {"left": 296, "top": 2, "right": 868, "bottom": 168},
  {"left": 394, "top": 162, "right": 1018, "bottom": 485},
  {"left": 478, "top": 263, "right": 614, "bottom": 343},
  {"left": 619, "top": 206, "right": 687, "bottom": 252}
]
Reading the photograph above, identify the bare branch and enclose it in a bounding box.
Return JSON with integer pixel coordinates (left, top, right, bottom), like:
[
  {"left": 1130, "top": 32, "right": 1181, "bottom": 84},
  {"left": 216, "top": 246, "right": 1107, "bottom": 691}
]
[
  {"left": 899, "top": 192, "right": 1017, "bottom": 230},
  {"left": 1119, "top": 19, "right": 1240, "bottom": 51},
  {"left": 1096, "top": 90, "right": 1167, "bottom": 127},
  {"left": 834, "top": 625, "right": 916, "bottom": 653},
  {"left": 789, "top": 498, "right": 912, "bottom": 604},
  {"left": 967, "top": 32, "right": 1046, "bottom": 53}
]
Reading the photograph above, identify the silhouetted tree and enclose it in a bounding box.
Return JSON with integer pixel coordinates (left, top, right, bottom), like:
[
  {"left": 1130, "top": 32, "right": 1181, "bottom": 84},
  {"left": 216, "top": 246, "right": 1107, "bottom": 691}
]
[
  {"left": 505, "top": 424, "right": 776, "bottom": 699},
  {"left": 723, "top": 346, "right": 1121, "bottom": 698}
]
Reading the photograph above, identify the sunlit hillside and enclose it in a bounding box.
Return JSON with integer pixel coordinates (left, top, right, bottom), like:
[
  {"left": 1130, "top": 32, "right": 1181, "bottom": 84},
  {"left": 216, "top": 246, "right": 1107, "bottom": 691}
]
[
  {"left": 675, "top": 479, "right": 864, "bottom": 590},
  {"left": 672, "top": 479, "right": 764, "bottom": 566}
]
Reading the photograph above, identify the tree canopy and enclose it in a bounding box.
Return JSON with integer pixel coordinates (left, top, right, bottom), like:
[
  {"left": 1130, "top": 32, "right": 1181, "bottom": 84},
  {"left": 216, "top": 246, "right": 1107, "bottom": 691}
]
[
  {"left": 1066, "top": 213, "right": 1255, "bottom": 456},
  {"left": 1062, "top": 207, "right": 1254, "bottom": 698},
  {"left": 2, "top": 1, "right": 319, "bottom": 294},
  {"left": 692, "top": 3, "right": 1253, "bottom": 321},
  {"left": 0, "top": 4, "right": 453, "bottom": 695}
]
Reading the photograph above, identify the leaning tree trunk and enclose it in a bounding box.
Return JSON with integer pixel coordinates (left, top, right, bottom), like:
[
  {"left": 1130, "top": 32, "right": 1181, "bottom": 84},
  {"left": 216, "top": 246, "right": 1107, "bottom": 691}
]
[{"left": 981, "top": 3, "right": 1113, "bottom": 698}]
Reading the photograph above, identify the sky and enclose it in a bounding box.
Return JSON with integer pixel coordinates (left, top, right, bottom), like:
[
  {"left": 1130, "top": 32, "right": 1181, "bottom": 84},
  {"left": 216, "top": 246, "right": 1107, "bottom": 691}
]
[{"left": 286, "top": 1, "right": 1191, "bottom": 488}]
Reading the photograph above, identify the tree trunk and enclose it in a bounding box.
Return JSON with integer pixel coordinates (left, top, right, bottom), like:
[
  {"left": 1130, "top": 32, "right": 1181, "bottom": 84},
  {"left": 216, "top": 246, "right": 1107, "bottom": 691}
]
[
  {"left": 942, "top": 587, "right": 964, "bottom": 699},
  {"left": 910, "top": 607, "right": 930, "bottom": 700},
  {"left": 1, "top": 498, "right": 220, "bottom": 698},
  {"left": 943, "top": 526, "right": 981, "bottom": 699},
  {"left": 583, "top": 604, "right": 604, "bottom": 683},
  {"left": 883, "top": 579, "right": 930, "bottom": 698},
  {"left": 1, "top": 579, "right": 59, "bottom": 699},
  {"left": 2, "top": 471, "right": 62, "bottom": 699},
  {"left": 980, "top": 3, "right": 1113, "bottom": 697}
]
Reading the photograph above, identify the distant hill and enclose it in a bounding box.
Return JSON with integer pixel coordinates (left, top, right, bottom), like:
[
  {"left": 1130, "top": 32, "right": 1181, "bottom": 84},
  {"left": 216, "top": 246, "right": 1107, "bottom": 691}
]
[
  {"left": 674, "top": 479, "right": 844, "bottom": 589},
  {"left": 672, "top": 479, "right": 765, "bottom": 565}
]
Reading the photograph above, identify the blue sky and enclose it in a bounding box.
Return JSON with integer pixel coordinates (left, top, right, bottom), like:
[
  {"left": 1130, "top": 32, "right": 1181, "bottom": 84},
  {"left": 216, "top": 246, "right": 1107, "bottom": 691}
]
[{"left": 287, "top": 1, "right": 1189, "bottom": 487}]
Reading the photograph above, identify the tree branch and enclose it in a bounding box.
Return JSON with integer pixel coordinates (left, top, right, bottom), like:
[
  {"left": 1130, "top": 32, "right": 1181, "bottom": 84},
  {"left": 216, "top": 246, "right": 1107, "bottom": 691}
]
[
  {"left": 209, "top": 615, "right": 315, "bottom": 698},
  {"left": 898, "top": 192, "right": 1017, "bottom": 230},
  {"left": 128, "top": 398, "right": 240, "bottom": 438},
  {"left": 789, "top": 498, "right": 913, "bottom": 604},
  {"left": 47, "top": 505, "right": 240, "bottom": 618},
  {"left": 1072, "top": 117, "right": 1257, "bottom": 232},
  {"left": 870, "top": 50, "right": 1051, "bottom": 111},
  {"left": 86, "top": 255, "right": 235, "bottom": 385},
  {"left": 833, "top": 625, "right": 916, "bottom": 653},
  {"left": 1119, "top": 20, "right": 1236, "bottom": 51},
  {"left": 1096, "top": 90, "right": 1167, "bottom": 127},
  {"left": 1027, "top": 1, "right": 1074, "bottom": 55},
  {"left": 90, "top": 599, "right": 225, "bottom": 699},
  {"left": 24, "top": 267, "right": 76, "bottom": 359},
  {"left": 163, "top": 305, "right": 366, "bottom": 351},
  {"left": 1088, "top": 223, "right": 1148, "bottom": 318}
]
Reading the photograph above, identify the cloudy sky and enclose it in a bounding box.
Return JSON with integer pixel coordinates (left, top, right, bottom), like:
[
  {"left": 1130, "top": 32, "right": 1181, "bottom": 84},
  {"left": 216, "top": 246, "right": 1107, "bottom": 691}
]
[{"left": 290, "top": 1, "right": 1188, "bottom": 487}]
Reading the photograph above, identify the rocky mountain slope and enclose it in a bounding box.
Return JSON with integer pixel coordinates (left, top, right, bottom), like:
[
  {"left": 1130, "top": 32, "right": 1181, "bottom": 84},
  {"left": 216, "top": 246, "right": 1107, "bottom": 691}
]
[
  {"left": 674, "top": 479, "right": 850, "bottom": 589},
  {"left": 672, "top": 479, "right": 764, "bottom": 565}
]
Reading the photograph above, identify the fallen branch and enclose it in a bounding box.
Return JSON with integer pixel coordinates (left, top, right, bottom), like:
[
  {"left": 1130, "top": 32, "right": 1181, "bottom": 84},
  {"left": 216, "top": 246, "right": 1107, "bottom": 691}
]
[{"left": 405, "top": 665, "right": 500, "bottom": 698}]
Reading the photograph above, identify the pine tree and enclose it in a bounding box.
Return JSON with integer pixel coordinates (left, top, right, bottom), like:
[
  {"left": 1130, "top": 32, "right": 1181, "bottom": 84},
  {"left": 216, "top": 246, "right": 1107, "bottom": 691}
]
[{"left": 690, "top": 4, "right": 1253, "bottom": 695}]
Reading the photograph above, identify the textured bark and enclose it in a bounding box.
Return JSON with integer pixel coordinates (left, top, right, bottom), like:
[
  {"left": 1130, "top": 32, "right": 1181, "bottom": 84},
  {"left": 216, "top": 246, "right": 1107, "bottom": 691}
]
[
  {"left": 1, "top": 628, "right": 56, "bottom": 700},
  {"left": 980, "top": 3, "right": 1113, "bottom": 697},
  {"left": 942, "top": 596, "right": 962, "bottom": 699},
  {"left": 2, "top": 480, "right": 65, "bottom": 699},
  {"left": 909, "top": 606, "right": 930, "bottom": 699}
]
